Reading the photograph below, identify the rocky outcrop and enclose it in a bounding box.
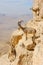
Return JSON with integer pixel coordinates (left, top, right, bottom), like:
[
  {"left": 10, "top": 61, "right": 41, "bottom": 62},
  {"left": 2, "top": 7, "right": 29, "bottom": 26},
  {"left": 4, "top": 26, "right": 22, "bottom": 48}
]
[
  {"left": 33, "top": 42, "right": 43, "bottom": 65},
  {"left": 8, "top": 0, "right": 43, "bottom": 64}
]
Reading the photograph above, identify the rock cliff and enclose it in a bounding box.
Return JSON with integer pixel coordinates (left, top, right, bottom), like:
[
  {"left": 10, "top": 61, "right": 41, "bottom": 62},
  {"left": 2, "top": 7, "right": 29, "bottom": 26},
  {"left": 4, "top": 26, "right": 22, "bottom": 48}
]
[{"left": 0, "top": 0, "right": 43, "bottom": 65}]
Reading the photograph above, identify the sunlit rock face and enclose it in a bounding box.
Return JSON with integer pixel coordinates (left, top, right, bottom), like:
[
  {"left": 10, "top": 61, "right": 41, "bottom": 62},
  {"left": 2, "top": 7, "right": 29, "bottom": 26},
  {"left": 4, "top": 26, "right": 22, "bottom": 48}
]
[
  {"left": 33, "top": 43, "right": 43, "bottom": 65},
  {"left": 8, "top": 20, "right": 42, "bottom": 64},
  {"left": 8, "top": 27, "right": 34, "bottom": 62},
  {"left": 10, "top": 29, "right": 24, "bottom": 47},
  {"left": 8, "top": 0, "right": 43, "bottom": 64},
  {"left": 0, "top": 19, "right": 43, "bottom": 65},
  {"left": 33, "top": 0, "right": 43, "bottom": 20}
]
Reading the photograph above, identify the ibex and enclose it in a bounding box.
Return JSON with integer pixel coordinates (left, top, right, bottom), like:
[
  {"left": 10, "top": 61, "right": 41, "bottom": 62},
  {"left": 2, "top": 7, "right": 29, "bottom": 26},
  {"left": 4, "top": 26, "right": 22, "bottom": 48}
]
[{"left": 18, "top": 20, "right": 39, "bottom": 51}]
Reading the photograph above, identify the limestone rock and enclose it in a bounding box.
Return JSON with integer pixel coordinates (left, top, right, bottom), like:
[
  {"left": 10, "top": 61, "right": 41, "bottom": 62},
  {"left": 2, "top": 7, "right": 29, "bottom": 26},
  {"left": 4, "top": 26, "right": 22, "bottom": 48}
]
[{"left": 33, "top": 43, "right": 43, "bottom": 65}]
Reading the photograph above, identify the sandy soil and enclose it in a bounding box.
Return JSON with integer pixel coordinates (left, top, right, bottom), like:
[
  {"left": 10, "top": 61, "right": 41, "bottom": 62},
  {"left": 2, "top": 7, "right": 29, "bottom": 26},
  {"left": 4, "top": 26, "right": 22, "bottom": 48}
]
[{"left": 0, "top": 41, "right": 10, "bottom": 56}]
